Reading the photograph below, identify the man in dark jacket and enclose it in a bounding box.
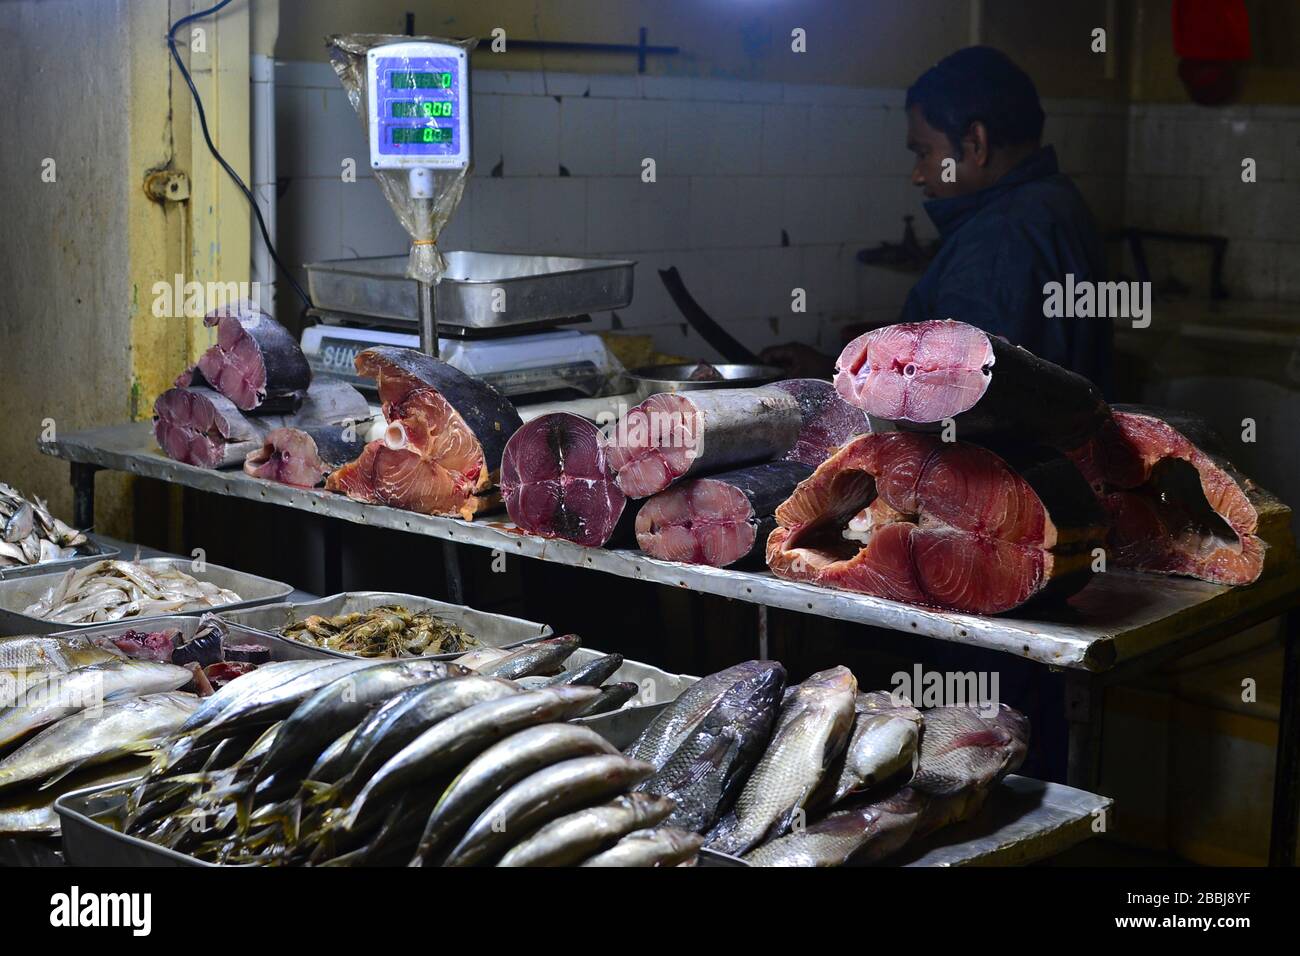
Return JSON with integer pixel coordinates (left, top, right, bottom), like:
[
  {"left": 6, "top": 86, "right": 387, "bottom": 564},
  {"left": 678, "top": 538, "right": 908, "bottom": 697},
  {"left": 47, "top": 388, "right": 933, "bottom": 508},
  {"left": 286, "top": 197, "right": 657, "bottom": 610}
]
[
  {"left": 764, "top": 47, "right": 1114, "bottom": 396},
  {"left": 899, "top": 46, "right": 1113, "bottom": 393}
]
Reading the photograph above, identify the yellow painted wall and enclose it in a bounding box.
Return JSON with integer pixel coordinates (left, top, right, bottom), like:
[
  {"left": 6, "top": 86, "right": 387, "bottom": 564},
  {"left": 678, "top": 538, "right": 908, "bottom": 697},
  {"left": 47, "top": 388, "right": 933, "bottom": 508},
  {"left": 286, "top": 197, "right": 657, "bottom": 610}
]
[{"left": 276, "top": 0, "right": 1127, "bottom": 98}]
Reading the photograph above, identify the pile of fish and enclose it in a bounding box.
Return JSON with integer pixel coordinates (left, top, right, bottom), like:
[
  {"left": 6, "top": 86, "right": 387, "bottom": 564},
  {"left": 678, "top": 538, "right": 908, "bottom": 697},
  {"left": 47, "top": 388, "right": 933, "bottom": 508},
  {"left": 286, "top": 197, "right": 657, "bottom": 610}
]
[
  {"left": 154, "top": 302, "right": 373, "bottom": 478},
  {"left": 21, "top": 560, "right": 242, "bottom": 625},
  {"left": 97, "top": 636, "right": 701, "bottom": 865},
  {"left": 281, "top": 605, "right": 481, "bottom": 658},
  {"left": 625, "top": 661, "right": 1029, "bottom": 866},
  {"left": 0, "top": 483, "right": 91, "bottom": 569}
]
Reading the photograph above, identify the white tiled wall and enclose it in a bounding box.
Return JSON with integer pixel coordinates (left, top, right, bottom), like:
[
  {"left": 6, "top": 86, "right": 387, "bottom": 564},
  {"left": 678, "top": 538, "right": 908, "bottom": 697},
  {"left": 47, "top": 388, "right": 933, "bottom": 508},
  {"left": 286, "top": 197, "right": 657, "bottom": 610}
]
[
  {"left": 273, "top": 62, "right": 1128, "bottom": 357},
  {"left": 1126, "top": 103, "right": 1300, "bottom": 302}
]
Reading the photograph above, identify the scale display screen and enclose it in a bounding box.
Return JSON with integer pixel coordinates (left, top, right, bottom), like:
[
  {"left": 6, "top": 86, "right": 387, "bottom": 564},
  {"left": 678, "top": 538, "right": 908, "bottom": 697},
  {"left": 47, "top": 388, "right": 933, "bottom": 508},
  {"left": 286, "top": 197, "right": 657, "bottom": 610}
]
[{"left": 366, "top": 43, "right": 469, "bottom": 169}]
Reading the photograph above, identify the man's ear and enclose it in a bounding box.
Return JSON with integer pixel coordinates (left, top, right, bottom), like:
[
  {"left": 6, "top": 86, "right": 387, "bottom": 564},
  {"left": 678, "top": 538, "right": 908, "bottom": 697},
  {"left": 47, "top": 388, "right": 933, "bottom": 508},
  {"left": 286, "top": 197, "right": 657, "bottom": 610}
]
[{"left": 963, "top": 121, "right": 990, "bottom": 167}]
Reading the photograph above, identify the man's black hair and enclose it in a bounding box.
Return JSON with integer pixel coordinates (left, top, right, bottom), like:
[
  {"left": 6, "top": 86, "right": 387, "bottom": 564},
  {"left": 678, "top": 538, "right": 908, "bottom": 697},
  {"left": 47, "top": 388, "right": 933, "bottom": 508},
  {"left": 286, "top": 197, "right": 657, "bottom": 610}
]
[{"left": 905, "top": 46, "right": 1045, "bottom": 157}]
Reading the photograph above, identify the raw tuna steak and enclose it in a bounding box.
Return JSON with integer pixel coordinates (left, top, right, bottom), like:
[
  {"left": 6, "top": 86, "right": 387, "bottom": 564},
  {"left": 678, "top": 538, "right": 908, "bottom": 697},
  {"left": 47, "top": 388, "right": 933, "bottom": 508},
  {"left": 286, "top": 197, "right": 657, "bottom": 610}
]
[
  {"left": 635, "top": 461, "right": 812, "bottom": 568},
  {"left": 1065, "top": 406, "right": 1293, "bottom": 585},
  {"left": 767, "top": 432, "right": 1106, "bottom": 614},
  {"left": 326, "top": 347, "right": 523, "bottom": 519},
  {"left": 153, "top": 387, "right": 264, "bottom": 468},
  {"left": 499, "top": 413, "right": 626, "bottom": 547},
  {"left": 834, "top": 320, "right": 1107, "bottom": 449},
  {"left": 244, "top": 425, "right": 367, "bottom": 488},
  {"left": 771, "top": 379, "right": 872, "bottom": 467},
  {"left": 603, "top": 387, "right": 801, "bottom": 499},
  {"left": 178, "top": 302, "right": 312, "bottom": 413}
]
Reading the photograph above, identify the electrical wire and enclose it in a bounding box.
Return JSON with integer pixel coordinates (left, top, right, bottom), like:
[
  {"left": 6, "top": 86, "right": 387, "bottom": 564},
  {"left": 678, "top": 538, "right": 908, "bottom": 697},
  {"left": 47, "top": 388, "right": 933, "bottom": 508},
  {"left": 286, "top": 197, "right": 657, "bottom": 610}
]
[{"left": 168, "top": 0, "right": 313, "bottom": 311}]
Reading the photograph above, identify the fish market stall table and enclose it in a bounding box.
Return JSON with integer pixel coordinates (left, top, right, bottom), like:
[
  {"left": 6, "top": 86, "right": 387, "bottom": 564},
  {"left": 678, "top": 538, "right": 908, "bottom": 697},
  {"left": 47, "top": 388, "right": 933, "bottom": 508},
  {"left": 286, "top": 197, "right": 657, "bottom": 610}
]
[{"left": 39, "top": 421, "right": 1300, "bottom": 865}]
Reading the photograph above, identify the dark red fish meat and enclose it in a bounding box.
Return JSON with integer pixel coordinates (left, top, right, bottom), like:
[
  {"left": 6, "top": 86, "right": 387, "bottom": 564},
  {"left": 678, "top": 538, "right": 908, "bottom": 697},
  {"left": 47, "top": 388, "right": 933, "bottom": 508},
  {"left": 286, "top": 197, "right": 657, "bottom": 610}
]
[
  {"left": 153, "top": 386, "right": 264, "bottom": 468},
  {"left": 834, "top": 320, "right": 1108, "bottom": 450},
  {"left": 635, "top": 461, "right": 812, "bottom": 568},
  {"left": 244, "top": 425, "right": 367, "bottom": 488},
  {"left": 603, "top": 387, "right": 801, "bottom": 499},
  {"left": 1065, "top": 406, "right": 1292, "bottom": 585},
  {"left": 766, "top": 432, "right": 1106, "bottom": 614},
  {"left": 178, "top": 302, "right": 312, "bottom": 413},
  {"left": 326, "top": 347, "right": 523, "bottom": 519},
  {"left": 770, "top": 378, "right": 872, "bottom": 467},
  {"left": 499, "top": 413, "right": 626, "bottom": 547}
]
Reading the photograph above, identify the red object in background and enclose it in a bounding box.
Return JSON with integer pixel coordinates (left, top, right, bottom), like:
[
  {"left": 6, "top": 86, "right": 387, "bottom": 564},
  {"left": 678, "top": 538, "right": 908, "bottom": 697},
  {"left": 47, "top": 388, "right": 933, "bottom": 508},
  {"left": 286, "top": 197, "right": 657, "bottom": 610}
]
[
  {"left": 1172, "top": 0, "right": 1250, "bottom": 105},
  {"left": 1172, "top": 0, "right": 1251, "bottom": 61}
]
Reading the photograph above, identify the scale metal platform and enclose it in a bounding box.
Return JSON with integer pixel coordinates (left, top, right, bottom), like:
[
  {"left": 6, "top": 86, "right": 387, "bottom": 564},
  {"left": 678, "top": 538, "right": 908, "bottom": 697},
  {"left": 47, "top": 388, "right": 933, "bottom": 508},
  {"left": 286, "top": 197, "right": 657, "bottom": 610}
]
[{"left": 302, "top": 251, "right": 635, "bottom": 399}]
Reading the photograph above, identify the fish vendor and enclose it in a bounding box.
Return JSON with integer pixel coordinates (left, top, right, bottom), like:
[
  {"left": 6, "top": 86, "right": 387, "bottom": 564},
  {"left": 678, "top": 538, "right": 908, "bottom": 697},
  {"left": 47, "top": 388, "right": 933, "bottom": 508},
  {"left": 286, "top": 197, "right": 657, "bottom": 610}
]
[{"left": 763, "top": 47, "right": 1115, "bottom": 396}]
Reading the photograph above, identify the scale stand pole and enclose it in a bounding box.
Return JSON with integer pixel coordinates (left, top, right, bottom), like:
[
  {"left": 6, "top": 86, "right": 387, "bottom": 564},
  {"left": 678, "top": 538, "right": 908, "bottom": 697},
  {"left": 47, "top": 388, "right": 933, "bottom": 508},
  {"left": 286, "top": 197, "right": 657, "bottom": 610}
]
[{"left": 418, "top": 278, "right": 438, "bottom": 358}]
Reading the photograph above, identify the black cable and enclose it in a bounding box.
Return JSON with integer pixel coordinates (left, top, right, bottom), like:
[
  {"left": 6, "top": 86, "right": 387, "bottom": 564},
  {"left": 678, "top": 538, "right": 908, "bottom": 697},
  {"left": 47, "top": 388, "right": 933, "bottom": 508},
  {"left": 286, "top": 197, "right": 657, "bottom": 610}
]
[{"left": 168, "top": 0, "right": 314, "bottom": 311}]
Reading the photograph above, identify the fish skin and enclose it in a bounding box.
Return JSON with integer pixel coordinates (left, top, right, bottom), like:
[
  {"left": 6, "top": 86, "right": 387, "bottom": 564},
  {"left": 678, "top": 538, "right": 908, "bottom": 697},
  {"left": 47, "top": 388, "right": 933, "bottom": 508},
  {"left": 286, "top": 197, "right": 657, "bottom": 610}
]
[
  {"left": 0, "top": 760, "right": 151, "bottom": 837},
  {"left": 476, "top": 635, "right": 581, "bottom": 680},
  {"left": 626, "top": 660, "right": 787, "bottom": 770},
  {"left": 340, "top": 685, "right": 601, "bottom": 832},
  {"left": 0, "top": 635, "right": 123, "bottom": 674},
  {"left": 543, "top": 653, "right": 624, "bottom": 688},
  {"left": 579, "top": 827, "right": 703, "bottom": 867},
  {"left": 819, "top": 691, "right": 923, "bottom": 807},
  {"left": 571, "top": 681, "right": 639, "bottom": 718},
  {"left": 634, "top": 664, "right": 785, "bottom": 832},
  {"left": 497, "top": 793, "right": 676, "bottom": 867},
  {"left": 743, "top": 787, "right": 928, "bottom": 867},
  {"left": 910, "top": 704, "right": 1030, "bottom": 796},
  {"left": 452, "top": 646, "right": 512, "bottom": 670},
  {"left": 706, "top": 665, "right": 857, "bottom": 855},
  {"left": 411, "top": 722, "right": 618, "bottom": 865},
  {"left": 249, "top": 659, "right": 468, "bottom": 789},
  {"left": 0, "top": 691, "right": 199, "bottom": 794},
  {"left": 442, "top": 753, "right": 654, "bottom": 867},
  {"left": 310, "top": 674, "right": 522, "bottom": 808},
  {"left": 179, "top": 660, "right": 332, "bottom": 734},
  {"left": 0, "top": 660, "right": 193, "bottom": 749}
]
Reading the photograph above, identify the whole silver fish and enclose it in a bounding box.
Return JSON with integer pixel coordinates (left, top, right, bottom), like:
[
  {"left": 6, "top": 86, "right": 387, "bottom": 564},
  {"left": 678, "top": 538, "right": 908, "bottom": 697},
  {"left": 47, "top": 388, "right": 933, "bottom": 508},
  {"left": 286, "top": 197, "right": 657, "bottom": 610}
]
[
  {"left": 476, "top": 635, "right": 581, "bottom": 680},
  {"left": 339, "top": 685, "right": 601, "bottom": 832},
  {"left": 0, "top": 691, "right": 199, "bottom": 793},
  {"left": 179, "top": 660, "right": 334, "bottom": 735},
  {"left": 0, "top": 760, "right": 150, "bottom": 837},
  {"left": 571, "top": 681, "right": 638, "bottom": 718},
  {"left": 0, "top": 659, "right": 192, "bottom": 749},
  {"left": 442, "top": 753, "right": 654, "bottom": 867},
  {"left": 626, "top": 660, "right": 787, "bottom": 769},
  {"left": 411, "top": 722, "right": 618, "bottom": 865},
  {"left": 743, "top": 787, "right": 928, "bottom": 867},
  {"left": 452, "top": 646, "right": 512, "bottom": 670},
  {"left": 580, "top": 827, "right": 703, "bottom": 867},
  {"left": 0, "top": 634, "right": 123, "bottom": 675},
  {"left": 821, "top": 691, "right": 922, "bottom": 806},
  {"left": 706, "top": 666, "right": 857, "bottom": 855},
  {"left": 911, "top": 704, "right": 1029, "bottom": 796},
  {"left": 542, "top": 653, "right": 624, "bottom": 688},
  {"left": 635, "top": 663, "right": 784, "bottom": 832},
  {"left": 250, "top": 659, "right": 468, "bottom": 789},
  {"left": 497, "top": 793, "right": 676, "bottom": 867}
]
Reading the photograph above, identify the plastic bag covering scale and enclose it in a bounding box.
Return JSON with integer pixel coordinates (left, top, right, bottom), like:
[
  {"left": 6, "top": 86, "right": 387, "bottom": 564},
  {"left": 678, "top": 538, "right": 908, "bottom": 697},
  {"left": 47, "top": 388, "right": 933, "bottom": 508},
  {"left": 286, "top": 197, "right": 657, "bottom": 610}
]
[{"left": 327, "top": 33, "right": 477, "bottom": 285}]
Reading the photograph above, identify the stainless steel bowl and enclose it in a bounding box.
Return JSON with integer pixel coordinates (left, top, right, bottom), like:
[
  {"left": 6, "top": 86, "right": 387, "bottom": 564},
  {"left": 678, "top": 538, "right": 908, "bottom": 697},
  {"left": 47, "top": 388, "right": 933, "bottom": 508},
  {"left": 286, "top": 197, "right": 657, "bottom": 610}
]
[{"left": 627, "top": 363, "right": 782, "bottom": 401}]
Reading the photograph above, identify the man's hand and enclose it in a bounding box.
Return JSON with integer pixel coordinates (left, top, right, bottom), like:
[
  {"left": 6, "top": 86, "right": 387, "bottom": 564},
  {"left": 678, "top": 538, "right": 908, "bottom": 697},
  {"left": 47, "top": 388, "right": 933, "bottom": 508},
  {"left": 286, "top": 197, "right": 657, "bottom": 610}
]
[{"left": 759, "top": 343, "right": 835, "bottom": 380}]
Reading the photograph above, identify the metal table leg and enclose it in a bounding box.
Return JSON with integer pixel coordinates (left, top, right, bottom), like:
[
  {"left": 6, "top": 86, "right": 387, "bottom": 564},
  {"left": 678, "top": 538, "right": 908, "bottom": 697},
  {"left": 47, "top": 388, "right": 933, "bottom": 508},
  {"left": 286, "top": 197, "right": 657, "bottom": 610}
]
[
  {"left": 1065, "top": 670, "right": 1104, "bottom": 792},
  {"left": 1270, "top": 607, "right": 1300, "bottom": 866},
  {"left": 442, "top": 539, "right": 464, "bottom": 604},
  {"left": 323, "top": 520, "right": 343, "bottom": 595},
  {"left": 70, "top": 462, "right": 100, "bottom": 529}
]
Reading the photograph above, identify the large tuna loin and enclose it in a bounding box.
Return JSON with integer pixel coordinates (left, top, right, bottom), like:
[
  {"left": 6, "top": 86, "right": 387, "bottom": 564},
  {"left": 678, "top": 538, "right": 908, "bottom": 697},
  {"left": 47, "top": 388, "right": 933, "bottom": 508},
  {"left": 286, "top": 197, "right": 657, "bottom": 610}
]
[
  {"left": 635, "top": 461, "right": 812, "bottom": 568},
  {"left": 1065, "top": 406, "right": 1293, "bottom": 585},
  {"left": 603, "top": 387, "right": 801, "bottom": 499},
  {"left": 326, "top": 347, "right": 523, "bottom": 519},
  {"left": 179, "top": 302, "right": 312, "bottom": 413},
  {"left": 834, "top": 320, "right": 1108, "bottom": 450},
  {"left": 499, "top": 413, "right": 626, "bottom": 547},
  {"left": 770, "top": 378, "right": 872, "bottom": 467},
  {"left": 766, "top": 432, "right": 1106, "bottom": 614},
  {"left": 153, "top": 387, "right": 264, "bottom": 468}
]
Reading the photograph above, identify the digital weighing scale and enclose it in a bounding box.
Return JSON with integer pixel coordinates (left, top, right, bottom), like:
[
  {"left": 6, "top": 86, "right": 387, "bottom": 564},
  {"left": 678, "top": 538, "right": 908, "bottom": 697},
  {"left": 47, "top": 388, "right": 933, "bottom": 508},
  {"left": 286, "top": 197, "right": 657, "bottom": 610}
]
[{"left": 306, "top": 40, "right": 632, "bottom": 401}]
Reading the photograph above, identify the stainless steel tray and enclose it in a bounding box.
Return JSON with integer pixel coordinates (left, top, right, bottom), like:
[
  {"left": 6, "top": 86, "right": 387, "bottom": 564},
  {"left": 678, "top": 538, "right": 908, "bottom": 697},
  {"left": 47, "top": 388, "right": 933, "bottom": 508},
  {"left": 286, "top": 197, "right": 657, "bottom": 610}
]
[
  {"left": 56, "top": 614, "right": 342, "bottom": 663},
  {"left": 220, "top": 590, "right": 552, "bottom": 660},
  {"left": 564, "top": 648, "right": 697, "bottom": 725},
  {"left": 0, "top": 558, "right": 294, "bottom": 636},
  {"left": 305, "top": 252, "right": 635, "bottom": 331},
  {"left": 57, "top": 786, "right": 211, "bottom": 867},
  {"left": 0, "top": 534, "right": 120, "bottom": 582}
]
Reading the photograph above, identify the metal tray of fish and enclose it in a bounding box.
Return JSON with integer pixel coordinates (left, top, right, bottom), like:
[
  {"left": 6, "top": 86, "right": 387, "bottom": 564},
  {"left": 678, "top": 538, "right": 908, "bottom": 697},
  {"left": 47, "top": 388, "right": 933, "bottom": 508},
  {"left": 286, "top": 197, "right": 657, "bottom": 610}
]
[
  {"left": 0, "top": 558, "right": 295, "bottom": 636},
  {"left": 0, "top": 534, "right": 120, "bottom": 582},
  {"left": 564, "top": 649, "right": 697, "bottom": 725},
  {"left": 304, "top": 252, "right": 635, "bottom": 331},
  {"left": 51, "top": 615, "right": 342, "bottom": 663},
  {"left": 219, "top": 591, "right": 552, "bottom": 660},
  {"left": 56, "top": 785, "right": 213, "bottom": 867}
]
